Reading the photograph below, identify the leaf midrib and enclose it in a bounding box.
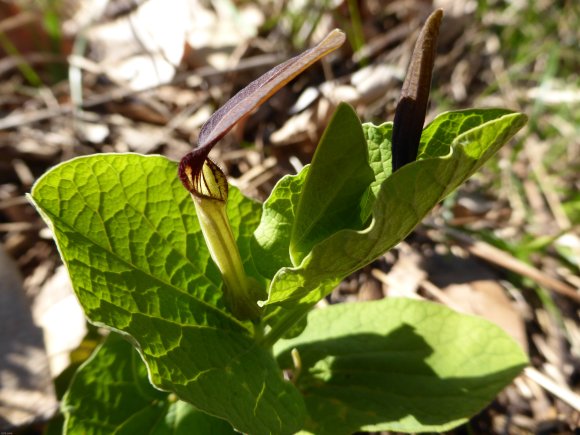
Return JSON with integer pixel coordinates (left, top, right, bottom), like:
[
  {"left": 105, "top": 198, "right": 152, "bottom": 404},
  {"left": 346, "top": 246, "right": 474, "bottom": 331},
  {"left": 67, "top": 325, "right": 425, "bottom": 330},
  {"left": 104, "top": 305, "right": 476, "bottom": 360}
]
[{"left": 38, "top": 204, "right": 247, "bottom": 331}]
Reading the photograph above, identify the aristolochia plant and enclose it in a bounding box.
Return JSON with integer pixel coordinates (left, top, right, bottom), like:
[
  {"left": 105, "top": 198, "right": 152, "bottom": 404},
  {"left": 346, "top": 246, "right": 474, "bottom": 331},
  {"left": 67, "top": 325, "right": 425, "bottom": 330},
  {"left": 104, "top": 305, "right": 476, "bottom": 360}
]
[{"left": 30, "top": 10, "right": 528, "bottom": 435}]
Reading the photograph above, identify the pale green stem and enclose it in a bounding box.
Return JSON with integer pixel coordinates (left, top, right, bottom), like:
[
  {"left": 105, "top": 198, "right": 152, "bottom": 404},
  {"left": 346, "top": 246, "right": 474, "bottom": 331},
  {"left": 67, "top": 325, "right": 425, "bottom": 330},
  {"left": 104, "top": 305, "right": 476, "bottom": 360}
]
[
  {"left": 291, "top": 348, "right": 302, "bottom": 383},
  {"left": 193, "top": 194, "right": 260, "bottom": 320},
  {"left": 258, "top": 303, "right": 313, "bottom": 348}
]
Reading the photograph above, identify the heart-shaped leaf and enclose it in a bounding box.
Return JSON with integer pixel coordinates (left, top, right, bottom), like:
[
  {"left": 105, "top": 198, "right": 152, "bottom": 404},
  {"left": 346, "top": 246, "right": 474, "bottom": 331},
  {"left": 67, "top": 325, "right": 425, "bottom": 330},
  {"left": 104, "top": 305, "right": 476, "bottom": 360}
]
[
  {"left": 29, "top": 154, "right": 305, "bottom": 435},
  {"left": 274, "top": 298, "right": 528, "bottom": 434}
]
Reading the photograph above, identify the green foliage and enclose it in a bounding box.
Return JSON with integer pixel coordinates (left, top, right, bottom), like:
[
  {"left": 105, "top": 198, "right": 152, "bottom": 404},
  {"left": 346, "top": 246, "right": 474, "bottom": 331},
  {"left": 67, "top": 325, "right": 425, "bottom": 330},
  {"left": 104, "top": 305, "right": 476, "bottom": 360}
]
[
  {"left": 30, "top": 107, "right": 527, "bottom": 434},
  {"left": 63, "top": 333, "right": 235, "bottom": 434},
  {"left": 31, "top": 154, "right": 305, "bottom": 435},
  {"left": 290, "top": 103, "right": 374, "bottom": 265},
  {"left": 256, "top": 109, "right": 527, "bottom": 308},
  {"left": 0, "top": 30, "right": 42, "bottom": 86},
  {"left": 274, "top": 298, "right": 527, "bottom": 434}
]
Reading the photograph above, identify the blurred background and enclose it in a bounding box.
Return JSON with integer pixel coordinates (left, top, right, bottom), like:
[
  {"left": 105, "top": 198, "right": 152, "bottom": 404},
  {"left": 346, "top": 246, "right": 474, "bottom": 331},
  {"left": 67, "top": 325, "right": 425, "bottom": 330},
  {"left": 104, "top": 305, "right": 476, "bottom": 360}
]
[{"left": 0, "top": 0, "right": 578, "bottom": 433}]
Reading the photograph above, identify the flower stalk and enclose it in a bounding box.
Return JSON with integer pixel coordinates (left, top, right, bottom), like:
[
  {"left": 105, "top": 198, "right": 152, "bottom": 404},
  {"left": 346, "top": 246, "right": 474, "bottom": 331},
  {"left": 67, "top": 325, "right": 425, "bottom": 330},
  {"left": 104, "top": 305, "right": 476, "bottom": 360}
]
[
  {"left": 177, "top": 29, "right": 346, "bottom": 321},
  {"left": 180, "top": 154, "right": 261, "bottom": 320}
]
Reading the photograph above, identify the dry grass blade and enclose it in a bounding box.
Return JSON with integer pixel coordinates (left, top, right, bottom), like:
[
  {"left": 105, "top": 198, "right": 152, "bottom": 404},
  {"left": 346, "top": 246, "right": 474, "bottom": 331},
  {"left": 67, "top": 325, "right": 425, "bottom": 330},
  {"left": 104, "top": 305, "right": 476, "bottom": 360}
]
[
  {"left": 441, "top": 227, "right": 580, "bottom": 302},
  {"left": 524, "top": 367, "right": 580, "bottom": 412}
]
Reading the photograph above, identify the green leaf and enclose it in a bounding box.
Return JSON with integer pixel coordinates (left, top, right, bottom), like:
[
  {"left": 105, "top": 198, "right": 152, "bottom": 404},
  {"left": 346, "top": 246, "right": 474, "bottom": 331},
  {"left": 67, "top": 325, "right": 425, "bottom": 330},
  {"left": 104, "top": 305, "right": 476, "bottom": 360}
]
[
  {"left": 253, "top": 121, "right": 393, "bottom": 280},
  {"left": 63, "top": 333, "right": 235, "bottom": 434},
  {"left": 252, "top": 112, "right": 390, "bottom": 339},
  {"left": 361, "top": 121, "right": 393, "bottom": 219},
  {"left": 30, "top": 154, "right": 305, "bottom": 435},
  {"left": 265, "top": 110, "right": 527, "bottom": 307},
  {"left": 252, "top": 167, "right": 310, "bottom": 279},
  {"left": 418, "top": 108, "right": 514, "bottom": 158},
  {"left": 290, "top": 102, "right": 374, "bottom": 265},
  {"left": 274, "top": 298, "right": 528, "bottom": 434}
]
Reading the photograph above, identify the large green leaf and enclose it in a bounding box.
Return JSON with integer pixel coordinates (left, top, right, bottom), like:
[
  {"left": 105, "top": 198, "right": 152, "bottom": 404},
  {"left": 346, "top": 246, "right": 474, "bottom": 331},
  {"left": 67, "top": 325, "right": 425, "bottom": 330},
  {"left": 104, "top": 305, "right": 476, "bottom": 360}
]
[
  {"left": 30, "top": 154, "right": 305, "bottom": 435},
  {"left": 263, "top": 110, "right": 527, "bottom": 307},
  {"left": 274, "top": 298, "right": 528, "bottom": 434},
  {"left": 63, "top": 333, "right": 235, "bottom": 434},
  {"left": 290, "top": 102, "right": 374, "bottom": 265}
]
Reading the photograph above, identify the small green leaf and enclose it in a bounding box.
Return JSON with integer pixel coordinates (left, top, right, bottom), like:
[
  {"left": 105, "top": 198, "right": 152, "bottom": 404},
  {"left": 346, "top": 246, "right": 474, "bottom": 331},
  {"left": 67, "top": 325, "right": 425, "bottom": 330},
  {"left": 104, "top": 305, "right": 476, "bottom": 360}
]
[
  {"left": 274, "top": 298, "right": 528, "bottom": 434},
  {"left": 63, "top": 333, "right": 235, "bottom": 434},
  {"left": 265, "top": 110, "right": 527, "bottom": 307},
  {"left": 252, "top": 167, "right": 310, "bottom": 279},
  {"left": 290, "top": 102, "right": 374, "bottom": 265},
  {"left": 418, "top": 108, "right": 514, "bottom": 158},
  {"left": 361, "top": 121, "right": 393, "bottom": 219},
  {"left": 30, "top": 154, "right": 305, "bottom": 435}
]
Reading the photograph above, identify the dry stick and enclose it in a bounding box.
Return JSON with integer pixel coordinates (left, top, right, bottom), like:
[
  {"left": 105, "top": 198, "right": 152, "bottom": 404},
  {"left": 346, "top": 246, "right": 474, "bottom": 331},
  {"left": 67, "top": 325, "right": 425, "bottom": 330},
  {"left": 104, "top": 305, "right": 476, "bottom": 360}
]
[
  {"left": 352, "top": 22, "right": 409, "bottom": 63},
  {"left": 440, "top": 226, "right": 580, "bottom": 303},
  {"left": 0, "top": 196, "right": 29, "bottom": 209},
  {"left": 0, "top": 53, "right": 68, "bottom": 76},
  {"left": 232, "top": 156, "right": 278, "bottom": 190},
  {"left": 419, "top": 280, "right": 465, "bottom": 312},
  {"left": 0, "top": 222, "right": 42, "bottom": 232},
  {"left": 524, "top": 367, "right": 580, "bottom": 412},
  {"left": 0, "top": 11, "right": 37, "bottom": 32},
  {"left": 0, "top": 53, "right": 286, "bottom": 131}
]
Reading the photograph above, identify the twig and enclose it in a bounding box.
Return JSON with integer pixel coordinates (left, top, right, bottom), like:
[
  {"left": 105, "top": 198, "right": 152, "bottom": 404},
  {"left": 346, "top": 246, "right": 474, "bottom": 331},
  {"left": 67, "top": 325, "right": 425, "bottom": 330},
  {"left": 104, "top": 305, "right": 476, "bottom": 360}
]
[
  {"left": 0, "top": 11, "right": 37, "bottom": 33},
  {"left": 0, "top": 53, "right": 285, "bottom": 131},
  {"left": 524, "top": 367, "right": 580, "bottom": 412},
  {"left": 0, "top": 222, "right": 42, "bottom": 232},
  {"left": 419, "top": 280, "right": 466, "bottom": 312},
  {"left": 0, "top": 196, "right": 29, "bottom": 209},
  {"left": 231, "top": 157, "right": 278, "bottom": 190},
  {"left": 0, "top": 53, "right": 67, "bottom": 76},
  {"left": 439, "top": 226, "right": 580, "bottom": 303}
]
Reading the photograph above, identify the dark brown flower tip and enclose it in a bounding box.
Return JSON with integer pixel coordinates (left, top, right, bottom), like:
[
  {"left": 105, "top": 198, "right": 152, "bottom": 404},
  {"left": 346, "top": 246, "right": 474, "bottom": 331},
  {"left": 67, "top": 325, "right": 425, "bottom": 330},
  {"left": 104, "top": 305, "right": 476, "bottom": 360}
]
[
  {"left": 178, "top": 29, "right": 345, "bottom": 200},
  {"left": 179, "top": 149, "right": 228, "bottom": 201},
  {"left": 197, "top": 29, "right": 346, "bottom": 151},
  {"left": 392, "top": 9, "right": 443, "bottom": 173}
]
